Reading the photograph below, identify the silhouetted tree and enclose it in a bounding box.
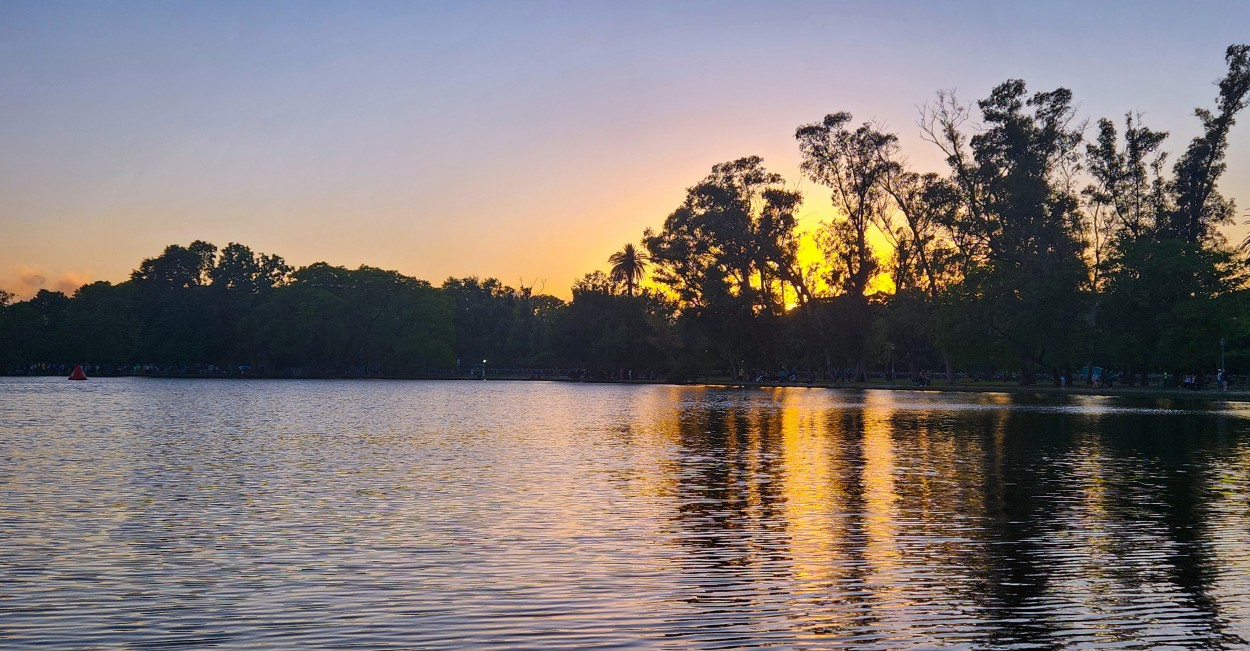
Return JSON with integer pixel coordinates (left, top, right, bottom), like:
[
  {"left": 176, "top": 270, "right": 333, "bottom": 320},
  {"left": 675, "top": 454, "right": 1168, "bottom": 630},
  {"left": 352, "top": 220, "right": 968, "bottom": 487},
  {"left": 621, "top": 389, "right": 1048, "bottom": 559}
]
[
  {"left": 644, "top": 156, "right": 802, "bottom": 377},
  {"left": 441, "top": 276, "right": 564, "bottom": 368},
  {"left": 922, "top": 81, "right": 1088, "bottom": 384},
  {"left": 608, "top": 243, "right": 649, "bottom": 297},
  {"left": 559, "top": 272, "right": 677, "bottom": 375},
  {"left": 1165, "top": 45, "right": 1250, "bottom": 244},
  {"left": 64, "top": 282, "right": 137, "bottom": 365},
  {"left": 796, "top": 113, "right": 897, "bottom": 380},
  {"left": 210, "top": 243, "right": 292, "bottom": 293},
  {"left": 132, "top": 241, "right": 218, "bottom": 289}
]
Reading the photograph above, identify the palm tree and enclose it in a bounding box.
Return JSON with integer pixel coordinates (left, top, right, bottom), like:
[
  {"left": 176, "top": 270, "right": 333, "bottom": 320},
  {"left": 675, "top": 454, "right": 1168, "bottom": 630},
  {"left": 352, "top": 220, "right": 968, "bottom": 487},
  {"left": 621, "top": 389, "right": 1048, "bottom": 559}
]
[{"left": 608, "top": 243, "right": 649, "bottom": 297}]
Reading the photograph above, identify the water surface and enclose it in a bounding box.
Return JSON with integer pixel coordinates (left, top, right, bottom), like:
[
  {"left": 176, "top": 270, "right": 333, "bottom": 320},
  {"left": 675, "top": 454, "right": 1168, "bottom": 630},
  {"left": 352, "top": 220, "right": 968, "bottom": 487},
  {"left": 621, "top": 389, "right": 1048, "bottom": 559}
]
[{"left": 4, "top": 378, "right": 1250, "bottom": 649}]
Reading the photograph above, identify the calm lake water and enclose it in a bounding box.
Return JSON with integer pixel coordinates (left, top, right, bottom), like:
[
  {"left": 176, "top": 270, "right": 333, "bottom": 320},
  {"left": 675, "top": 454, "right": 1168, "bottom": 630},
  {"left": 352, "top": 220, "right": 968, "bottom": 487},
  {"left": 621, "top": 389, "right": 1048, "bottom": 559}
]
[{"left": 5, "top": 378, "right": 1250, "bottom": 649}]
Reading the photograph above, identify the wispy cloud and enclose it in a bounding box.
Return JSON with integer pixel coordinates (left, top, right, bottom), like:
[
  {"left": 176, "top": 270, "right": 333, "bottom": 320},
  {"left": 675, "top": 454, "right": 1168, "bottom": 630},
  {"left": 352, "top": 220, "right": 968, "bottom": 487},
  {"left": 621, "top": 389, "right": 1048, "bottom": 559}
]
[
  {"left": 18, "top": 268, "right": 47, "bottom": 290},
  {"left": 1, "top": 267, "right": 93, "bottom": 299},
  {"left": 54, "top": 272, "right": 91, "bottom": 294}
]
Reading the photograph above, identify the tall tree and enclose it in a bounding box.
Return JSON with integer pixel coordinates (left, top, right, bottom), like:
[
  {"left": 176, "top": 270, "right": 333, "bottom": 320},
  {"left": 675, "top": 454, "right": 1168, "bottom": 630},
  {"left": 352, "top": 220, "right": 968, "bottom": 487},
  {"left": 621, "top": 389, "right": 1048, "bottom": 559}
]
[
  {"left": 1083, "top": 113, "right": 1170, "bottom": 381},
  {"left": 879, "top": 170, "right": 964, "bottom": 381},
  {"left": 796, "top": 113, "right": 893, "bottom": 299},
  {"left": 922, "top": 81, "right": 1088, "bottom": 384},
  {"left": 1085, "top": 113, "right": 1170, "bottom": 241},
  {"left": 1166, "top": 44, "right": 1250, "bottom": 244},
  {"left": 608, "top": 243, "right": 649, "bottom": 297},
  {"left": 795, "top": 113, "right": 896, "bottom": 381},
  {"left": 1091, "top": 45, "right": 1250, "bottom": 383},
  {"left": 210, "top": 243, "right": 292, "bottom": 294},
  {"left": 645, "top": 156, "right": 803, "bottom": 312},
  {"left": 644, "top": 156, "right": 803, "bottom": 377}
]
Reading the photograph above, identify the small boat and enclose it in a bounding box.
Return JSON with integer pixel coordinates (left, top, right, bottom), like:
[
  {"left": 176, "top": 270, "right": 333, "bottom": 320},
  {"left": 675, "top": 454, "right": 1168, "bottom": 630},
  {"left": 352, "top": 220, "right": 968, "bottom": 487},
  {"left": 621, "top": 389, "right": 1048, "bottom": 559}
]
[{"left": 68, "top": 365, "right": 88, "bottom": 381}]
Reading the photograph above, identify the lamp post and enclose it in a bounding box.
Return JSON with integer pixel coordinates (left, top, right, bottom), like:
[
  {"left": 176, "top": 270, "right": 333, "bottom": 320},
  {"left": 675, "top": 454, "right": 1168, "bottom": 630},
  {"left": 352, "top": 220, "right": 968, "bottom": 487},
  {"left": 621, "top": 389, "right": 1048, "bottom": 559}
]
[{"left": 888, "top": 342, "right": 895, "bottom": 384}]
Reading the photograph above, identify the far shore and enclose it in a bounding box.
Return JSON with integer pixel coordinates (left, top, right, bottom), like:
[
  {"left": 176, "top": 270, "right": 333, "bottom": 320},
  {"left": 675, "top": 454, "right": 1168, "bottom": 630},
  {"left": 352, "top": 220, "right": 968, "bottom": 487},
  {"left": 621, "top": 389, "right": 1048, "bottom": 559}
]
[
  {"left": 686, "top": 379, "right": 1250, "bottom": 402},
  {"left": 12, "top": 370, "right": 1250, "bottom": 403}
]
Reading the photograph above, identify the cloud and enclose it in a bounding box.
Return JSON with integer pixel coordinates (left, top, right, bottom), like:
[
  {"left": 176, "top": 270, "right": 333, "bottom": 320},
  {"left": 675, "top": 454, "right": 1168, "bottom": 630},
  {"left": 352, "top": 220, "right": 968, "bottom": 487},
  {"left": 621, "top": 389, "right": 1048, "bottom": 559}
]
[
  {"left": 18, "top": 269, "right": 47, "bottom": 290},
  {"left": 54, "top": 272, "right": 92, "bottom": 294},
  {"left": 1, "top": 267, "right": 94, "bottom": 299}
]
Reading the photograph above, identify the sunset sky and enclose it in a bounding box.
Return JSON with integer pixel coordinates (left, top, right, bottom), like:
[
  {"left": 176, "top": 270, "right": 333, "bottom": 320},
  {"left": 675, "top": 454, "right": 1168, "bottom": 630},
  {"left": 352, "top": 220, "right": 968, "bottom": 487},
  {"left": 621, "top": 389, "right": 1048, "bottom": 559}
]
[{"left": 3, "top": 0, "right": 1249, "bottom": 299}]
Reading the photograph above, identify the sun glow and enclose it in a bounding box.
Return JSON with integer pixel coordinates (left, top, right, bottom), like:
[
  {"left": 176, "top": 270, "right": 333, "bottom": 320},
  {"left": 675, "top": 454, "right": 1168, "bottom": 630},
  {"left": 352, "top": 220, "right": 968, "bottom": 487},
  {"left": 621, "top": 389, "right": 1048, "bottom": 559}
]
[{"left": 786, "top": 202, "right": 898, "bottom": 309}]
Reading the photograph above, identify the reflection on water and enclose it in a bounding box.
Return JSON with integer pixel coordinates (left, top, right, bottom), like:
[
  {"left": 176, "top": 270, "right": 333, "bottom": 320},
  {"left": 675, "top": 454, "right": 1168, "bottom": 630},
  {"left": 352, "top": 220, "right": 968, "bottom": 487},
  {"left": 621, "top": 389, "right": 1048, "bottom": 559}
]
[{"left": 3, "top": 378, "right": 1250, "bottom": 648}]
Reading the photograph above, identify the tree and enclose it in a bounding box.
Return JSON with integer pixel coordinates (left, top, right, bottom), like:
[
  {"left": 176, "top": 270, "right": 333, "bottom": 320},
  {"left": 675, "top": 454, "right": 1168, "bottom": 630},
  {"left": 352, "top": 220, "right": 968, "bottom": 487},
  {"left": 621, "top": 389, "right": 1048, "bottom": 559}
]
[
  {"left": 209, "top": 243, "right": 291, "bottom": 294},
  {"left": 1089, "top": 45, "right": 1250, "bottom": 382},
  {"left": 132, "top": 241, "right": 218, "bottom": 289},
  {"left": 65, "top": 282, "right": 137, "bottom": 366},
  {"left": 644, "top": 156, "right": 803, "bottom": 377},
  {"left": 796, "top": 113, "right": 893, "bottom": 298},
  {"left": 1085, "top": 113, "right": 1170, "bottom": 242},
  {"left": 240, "top": 284, "right": 349, "bottom": 372},
  {"left": 795, "top": 113, "right": 896, "bottom": 381},
  {"left": 1166, "top": 44, "right": 1250, "bottom": 244},
  {"left": 559, "top": 272, "right": 677, "bottom": 376},
  {"left": 608, "top": 243, "right": 649, "bottom": 297},
  {"left": 0, "top": 301, "right": 44, "bottom": 370},
  {"left": 921, "top": 82, "right": 1089, "bottom": 384},
  {"left": 645, "top": 156, "right": 803, "bottom": 314},
  {"left": 573, "top": 271, "right": 618, "bottom": 296},
  {"left": 1083, "top": 113, "right": 1170, "bottom": 382},
  {"left": 441, "top": 277, "right": 564, "bottom": 368},
  {"left": 879, "top": 171, "right": 965, "bottom": 381}
]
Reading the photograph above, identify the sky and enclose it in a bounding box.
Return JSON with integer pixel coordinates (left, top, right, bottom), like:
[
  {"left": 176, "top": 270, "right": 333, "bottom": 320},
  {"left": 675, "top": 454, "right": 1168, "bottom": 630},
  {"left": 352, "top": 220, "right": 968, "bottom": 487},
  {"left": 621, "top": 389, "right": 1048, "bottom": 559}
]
[{"left": 3, "top": 0, "right": 1249, "bottom": 299}]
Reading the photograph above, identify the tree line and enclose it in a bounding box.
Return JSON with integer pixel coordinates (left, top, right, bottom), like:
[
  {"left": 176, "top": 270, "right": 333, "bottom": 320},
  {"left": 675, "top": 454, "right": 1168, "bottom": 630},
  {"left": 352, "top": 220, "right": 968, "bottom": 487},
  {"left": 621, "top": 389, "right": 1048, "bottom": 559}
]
[{"left": 3, "top": 45, "right": 1249, "bottom": 386}]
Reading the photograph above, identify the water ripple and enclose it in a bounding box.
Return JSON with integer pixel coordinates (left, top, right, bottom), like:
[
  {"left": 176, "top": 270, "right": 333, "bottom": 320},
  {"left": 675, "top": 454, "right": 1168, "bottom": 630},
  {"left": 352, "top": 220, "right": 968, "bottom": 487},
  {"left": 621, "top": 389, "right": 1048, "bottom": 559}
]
[{"left": 3, "top": 379, "right": 1250, "bottom": 648}]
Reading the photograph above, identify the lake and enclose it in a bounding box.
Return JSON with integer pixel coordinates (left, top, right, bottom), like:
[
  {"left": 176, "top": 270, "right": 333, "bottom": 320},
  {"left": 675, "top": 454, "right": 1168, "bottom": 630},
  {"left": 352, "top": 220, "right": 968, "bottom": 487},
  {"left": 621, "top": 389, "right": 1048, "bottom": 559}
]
[{"left": 3, "top": 378, "right": 1250, "bottom": 649}]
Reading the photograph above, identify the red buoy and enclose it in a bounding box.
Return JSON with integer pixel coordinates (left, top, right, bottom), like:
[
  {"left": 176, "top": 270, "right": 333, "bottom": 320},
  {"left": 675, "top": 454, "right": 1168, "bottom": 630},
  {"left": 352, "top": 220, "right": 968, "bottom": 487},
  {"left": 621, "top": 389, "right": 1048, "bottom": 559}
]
[{"left": 68, "top": 365, "right": 88, "bottom": 381}]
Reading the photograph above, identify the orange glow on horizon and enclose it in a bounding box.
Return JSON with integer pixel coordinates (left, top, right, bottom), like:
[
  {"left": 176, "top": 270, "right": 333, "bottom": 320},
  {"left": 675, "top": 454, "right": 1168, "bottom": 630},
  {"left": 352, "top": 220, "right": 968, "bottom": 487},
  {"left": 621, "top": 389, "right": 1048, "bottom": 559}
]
[{"left": 789, "top": 202, "right": 898, "bottom": 306}]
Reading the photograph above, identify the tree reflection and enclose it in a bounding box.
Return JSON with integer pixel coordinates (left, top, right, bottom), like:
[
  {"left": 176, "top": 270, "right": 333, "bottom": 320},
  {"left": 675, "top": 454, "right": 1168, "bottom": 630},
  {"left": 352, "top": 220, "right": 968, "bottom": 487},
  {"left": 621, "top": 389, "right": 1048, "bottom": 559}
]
[{"left": 647, "top": 389, "right": 1250, "bottom": 647}]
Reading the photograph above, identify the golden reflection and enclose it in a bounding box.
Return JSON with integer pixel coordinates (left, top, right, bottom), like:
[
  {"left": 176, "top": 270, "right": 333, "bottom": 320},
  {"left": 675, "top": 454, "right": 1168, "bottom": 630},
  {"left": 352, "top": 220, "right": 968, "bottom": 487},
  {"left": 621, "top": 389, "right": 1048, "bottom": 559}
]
[
  {"left": 774, "top": 390, "right": 908, "bottom": 636},
  {"left": 604, "top": 386, "right": 1250, "bottom": 644},
  {"left": 605, "top": 385, "right": 690, "bottom": 500},
  {"left": 860, "top": 391, "right": 902, "bottom": 581},
  {"left": 982, "top": 392, "right": 1016, "bottom": 406},
  {"left": 790, "top": 395, "right": 870, "bottom": 635},
  {"left": 779, "top": 388, "right": 839, "bottom": 584}
]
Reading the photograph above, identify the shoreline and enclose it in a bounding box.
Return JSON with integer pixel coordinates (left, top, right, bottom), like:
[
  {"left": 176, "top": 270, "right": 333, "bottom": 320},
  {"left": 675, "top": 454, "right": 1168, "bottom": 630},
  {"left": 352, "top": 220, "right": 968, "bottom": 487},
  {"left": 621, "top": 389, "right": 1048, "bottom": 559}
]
[{"left": 10, "top": 372, "right": 1250, "bottom": 402}]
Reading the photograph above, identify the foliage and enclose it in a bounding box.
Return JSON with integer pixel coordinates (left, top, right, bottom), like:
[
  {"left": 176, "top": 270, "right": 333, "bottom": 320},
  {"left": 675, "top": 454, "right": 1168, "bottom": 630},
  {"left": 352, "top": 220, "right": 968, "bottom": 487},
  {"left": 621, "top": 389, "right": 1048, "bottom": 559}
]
[
  {"left": 643, "top": 156, "right": 803, "bottom": 377},
  {"left": 608, "top": 244, "right": 649, "bottom": 297},
  {"left": 441, "top": 276, "right": 564, "bottom": 368}
]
